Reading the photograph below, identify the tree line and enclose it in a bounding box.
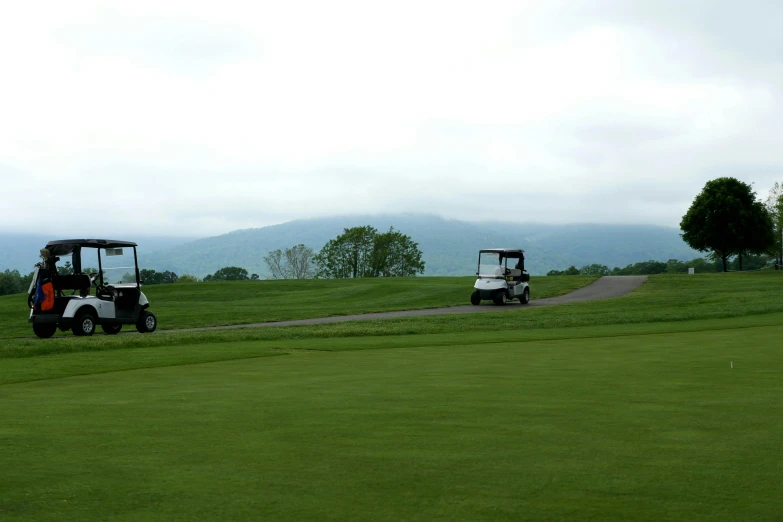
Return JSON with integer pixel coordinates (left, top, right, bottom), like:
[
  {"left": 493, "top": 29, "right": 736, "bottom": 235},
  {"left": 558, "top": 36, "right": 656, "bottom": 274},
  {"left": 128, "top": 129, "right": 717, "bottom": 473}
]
[
  {"left": 0, "top": 269, "right": 34, "bottom": 296},
  {"left": 547, "top": 254, "right": 771, "bottom": 277}
]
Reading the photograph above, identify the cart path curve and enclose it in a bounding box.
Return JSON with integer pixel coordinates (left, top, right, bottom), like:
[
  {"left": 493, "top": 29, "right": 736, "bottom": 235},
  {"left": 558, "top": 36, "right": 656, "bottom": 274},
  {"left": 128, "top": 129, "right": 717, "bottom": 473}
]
[{"left": 173, "top": 276, "right": 647, "bottom": 333}]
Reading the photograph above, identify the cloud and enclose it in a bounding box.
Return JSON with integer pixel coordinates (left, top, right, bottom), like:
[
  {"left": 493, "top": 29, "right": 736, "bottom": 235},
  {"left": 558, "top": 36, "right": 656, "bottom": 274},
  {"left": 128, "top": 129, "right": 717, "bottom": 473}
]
[{"left": 0, "top": 0, "right": 781, "bottom": 237}]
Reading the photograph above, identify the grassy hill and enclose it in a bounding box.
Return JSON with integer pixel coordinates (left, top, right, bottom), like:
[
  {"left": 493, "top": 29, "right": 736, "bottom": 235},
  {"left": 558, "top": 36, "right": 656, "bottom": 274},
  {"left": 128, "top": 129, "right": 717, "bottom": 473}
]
[
  {"left": 0, "top": 275, "right": 596, "bottom": 340},
  {"left": 0, "top": 272, "right": 782, "bottom": 521},
  {"left": 137, "top": 214, "right": 699, "bottom": 277}
]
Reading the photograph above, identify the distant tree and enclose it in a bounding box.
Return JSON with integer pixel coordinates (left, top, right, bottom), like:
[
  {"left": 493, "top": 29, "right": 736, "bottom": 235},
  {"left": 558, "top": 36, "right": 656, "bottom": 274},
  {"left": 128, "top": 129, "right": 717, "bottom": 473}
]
[
  {"left": 728, "top": 254, "right": 771, "bottom": 271},
  {"left": 176, "top": 274, "right": 200, "bottom": 283},
  {"left": 115, "top": 272, "right": 133, "bottom": 283},
  {"left": 736, "top": 201, "right": 776, "bottom": 270},
  {"left": 548, "top": 266, "right": 580, "bottom": 276},
  {"left": 681, "top": 177, "right": 775, "bottom": 272},
  {"left": 263, "top": 249, "right": 286, "bottom": 279},
  {"left": 0, "top": 269, "right": 25, "bottom": 296},
  {"left": 610, "top": 265, "right": 628, "bottom": 275},
  {"left": 59, "top": 261, "right": 74, "bottom": 275},
  {"left": 665, "top": 259, "right": 688, "bottom": 274},
  {"left": 314, "top": 226, "right": 378, "bottom": 279},
  {"left": 633, "top": 260, "right": 667, "bottom": 275},
  {"left": 314, "top": 226, "right": 425, "bottom": 278},
  {"left": 263, "top": 244, "right": 316, "bottom": 279},
  {"left": 205, "top": 266, "right": 249, "bottom": 281},
  {"left": 686, "top": 257, "right": 721, "bottom": 273},
  {"left": 579, "top": 264, "right": 610, "bottom": 276},
  {"left": 140, "top": 269, "right": 179, "bottom": 285},
  {"left": 286, "top": 244, "right": 316, "bottom": 279},
  {"left": 764, "top": 182, "right": 783, "bottom": 269},
  {"left": 369, "top": 227, "right": 425, "bottom": 277},
  {"left": 251, "top": 273, "right": 260, "bottom": 281}
]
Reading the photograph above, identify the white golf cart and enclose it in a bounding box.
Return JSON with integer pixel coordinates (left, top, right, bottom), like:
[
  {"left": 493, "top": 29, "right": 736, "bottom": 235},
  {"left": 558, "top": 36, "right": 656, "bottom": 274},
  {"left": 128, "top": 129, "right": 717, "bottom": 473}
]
[
  {"left": 28, "top": 239, "right": 157, "bottom": 338},
  {"left": 470, "top": 248, "right": 530, "bottom": 305}
]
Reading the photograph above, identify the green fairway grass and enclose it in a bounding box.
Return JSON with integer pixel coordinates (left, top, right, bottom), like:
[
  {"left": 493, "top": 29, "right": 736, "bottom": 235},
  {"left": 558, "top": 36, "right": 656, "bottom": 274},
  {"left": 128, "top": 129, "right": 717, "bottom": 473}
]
[
  {"left": 1, "top": 272, "right": 782, "bottom": 520},
  {"left": 1, "top": 319, "right": 782, "bottom": 521},
  {"left": 0, "top": 275, "right": 597, "bottom": 339},
  {"left": 1, "top": 272, "right": 780, "bottom": 362}
]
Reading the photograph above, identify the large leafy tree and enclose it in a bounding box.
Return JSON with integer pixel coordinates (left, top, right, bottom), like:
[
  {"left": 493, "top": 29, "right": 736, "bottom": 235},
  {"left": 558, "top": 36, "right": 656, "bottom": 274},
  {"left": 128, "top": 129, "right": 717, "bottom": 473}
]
[
  {"left": 315, "top": 226, "right": 425, "bottom": 278},
  {"left": 680, "top": 177, "right": 774, "bottom": 272},
  {"left": 314, "top": 226, "right": 377, "bottom": 279},
  {"left": 369, "top": 227, "right": 426, "bottom": 277}
]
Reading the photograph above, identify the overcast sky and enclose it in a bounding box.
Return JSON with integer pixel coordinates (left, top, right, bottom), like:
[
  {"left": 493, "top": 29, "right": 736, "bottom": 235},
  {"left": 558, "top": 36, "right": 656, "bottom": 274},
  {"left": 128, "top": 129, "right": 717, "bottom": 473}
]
[{"left": 1, "top": 0, "right": 781, "bottom": 237}]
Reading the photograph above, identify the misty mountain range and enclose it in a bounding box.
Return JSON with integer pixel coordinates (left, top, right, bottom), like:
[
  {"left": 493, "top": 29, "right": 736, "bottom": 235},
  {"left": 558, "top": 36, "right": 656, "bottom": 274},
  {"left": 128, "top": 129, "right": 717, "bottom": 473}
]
[{"left": 1, "top": 215, "right": 700, "bottom": 277}]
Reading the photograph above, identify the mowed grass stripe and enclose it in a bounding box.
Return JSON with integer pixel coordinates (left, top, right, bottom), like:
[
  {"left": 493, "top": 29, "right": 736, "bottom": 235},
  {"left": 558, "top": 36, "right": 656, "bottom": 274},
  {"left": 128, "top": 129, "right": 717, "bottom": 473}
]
[
  {"left": 1, "top": 324, "right": 781, "bottom": 521},
  {"left": 2, "top": 272, "right": 782, "bottom": 362},
  {"left": 3, "top": 312, "right": 783, "bottom": 385}
]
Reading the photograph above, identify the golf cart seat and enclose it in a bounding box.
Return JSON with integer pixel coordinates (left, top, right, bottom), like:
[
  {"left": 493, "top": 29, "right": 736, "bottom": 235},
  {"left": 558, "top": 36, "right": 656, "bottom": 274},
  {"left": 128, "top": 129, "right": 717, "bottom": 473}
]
[{"left": 53, "top": 274, "right": 91, "bottom": 297}]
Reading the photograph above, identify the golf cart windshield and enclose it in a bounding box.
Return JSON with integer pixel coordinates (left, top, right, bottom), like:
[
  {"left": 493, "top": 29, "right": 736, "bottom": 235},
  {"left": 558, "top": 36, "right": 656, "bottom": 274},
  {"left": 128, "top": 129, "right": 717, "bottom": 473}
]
[
  {"left": 99, "top": 247, "right": 137, "bottom": 285},
  {"left": 478, "top": 252, "right": 503, "bottom": 278}
]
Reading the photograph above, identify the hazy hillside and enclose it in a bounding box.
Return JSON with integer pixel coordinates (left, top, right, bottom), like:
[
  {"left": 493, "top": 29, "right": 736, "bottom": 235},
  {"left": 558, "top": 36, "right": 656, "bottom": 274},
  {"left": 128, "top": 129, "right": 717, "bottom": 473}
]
[
  {"left": 0, "top": 234, "right": 194, "bottom": 274},
  {"left": 0, "top": 216, "right": 700, "bottom": 277},
  {"left": 135, "top": 215, "right": 699, "bottom": 277}
]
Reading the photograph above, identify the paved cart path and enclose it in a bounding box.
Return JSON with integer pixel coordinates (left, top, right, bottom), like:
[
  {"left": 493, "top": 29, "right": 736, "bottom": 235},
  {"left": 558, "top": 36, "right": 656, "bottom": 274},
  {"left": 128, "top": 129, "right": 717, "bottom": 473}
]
[{"left": 174, "top": 276, "right": 647, "bottom": 333}]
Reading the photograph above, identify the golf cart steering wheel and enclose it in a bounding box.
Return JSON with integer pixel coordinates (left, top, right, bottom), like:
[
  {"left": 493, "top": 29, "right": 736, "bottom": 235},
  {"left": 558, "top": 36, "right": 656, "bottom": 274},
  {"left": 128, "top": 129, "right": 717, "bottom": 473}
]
[{"left": 91, "top": 273, "right": 111, "bottom": 298}]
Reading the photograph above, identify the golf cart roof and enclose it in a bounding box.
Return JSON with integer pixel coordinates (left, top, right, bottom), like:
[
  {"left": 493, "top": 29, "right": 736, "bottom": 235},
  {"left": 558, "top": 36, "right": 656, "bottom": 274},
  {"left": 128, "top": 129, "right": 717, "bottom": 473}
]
[
  {"left": 45, "top": 239, "right": 137, "bottom": 256},
  {"left": 480, "top": 248, "right": 525, "bottom": 256}
]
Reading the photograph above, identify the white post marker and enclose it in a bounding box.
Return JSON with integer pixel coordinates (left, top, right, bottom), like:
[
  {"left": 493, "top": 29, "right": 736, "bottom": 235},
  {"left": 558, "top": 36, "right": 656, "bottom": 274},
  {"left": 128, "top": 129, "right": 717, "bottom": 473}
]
[
  {"left": 731, "top": 361, "right": 733, "bottom": 369},
  {"left": 688, "top": 267, "right": 695, "bottom": 275}
]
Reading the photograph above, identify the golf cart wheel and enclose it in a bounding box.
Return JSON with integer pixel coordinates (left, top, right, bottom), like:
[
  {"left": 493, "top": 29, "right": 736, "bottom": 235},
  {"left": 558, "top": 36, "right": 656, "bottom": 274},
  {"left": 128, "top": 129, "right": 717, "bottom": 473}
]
[
  {"left": 101, "top": 323, "right": 122, "bottom": 335},
  {"left": 520, "top": 287, "right": 530, "bottom": 305},
  {"left": 32, "top": 322, "right": 57, "bottom": 339},
  {"left": 72, "top": 311, "right": 97, "bottom": 336},
  {"left": 136, "top": 311, "right": 157, "bottom": 334},
  {"left": 470, "top": 290, "right": 481, "bottom": 305},
  {"left": 493, "top": 290, "right": 507, "bottom": 306}
]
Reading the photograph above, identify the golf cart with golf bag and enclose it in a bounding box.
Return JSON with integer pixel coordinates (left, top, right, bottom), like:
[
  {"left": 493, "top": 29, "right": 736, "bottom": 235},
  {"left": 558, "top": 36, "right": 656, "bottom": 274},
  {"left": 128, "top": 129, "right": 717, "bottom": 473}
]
[
  {"left": 470, "top": 248, "right": 531, "bottom": 305},
  {"left": 28, "top": 239, "right": 157, "bottom": 338}
]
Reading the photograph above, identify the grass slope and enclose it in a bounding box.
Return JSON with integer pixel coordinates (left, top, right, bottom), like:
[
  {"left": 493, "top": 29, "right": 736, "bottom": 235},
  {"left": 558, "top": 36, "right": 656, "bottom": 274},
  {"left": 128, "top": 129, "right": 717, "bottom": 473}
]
[
  {"left": 1, "top": 321, "right": 782, "bottom": 521},
  {"left": 2, "top": 272, "right": 781, "bottom": 361},
  {"left": 0, "top": 275, "right": 597, "bottom": 339}
]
